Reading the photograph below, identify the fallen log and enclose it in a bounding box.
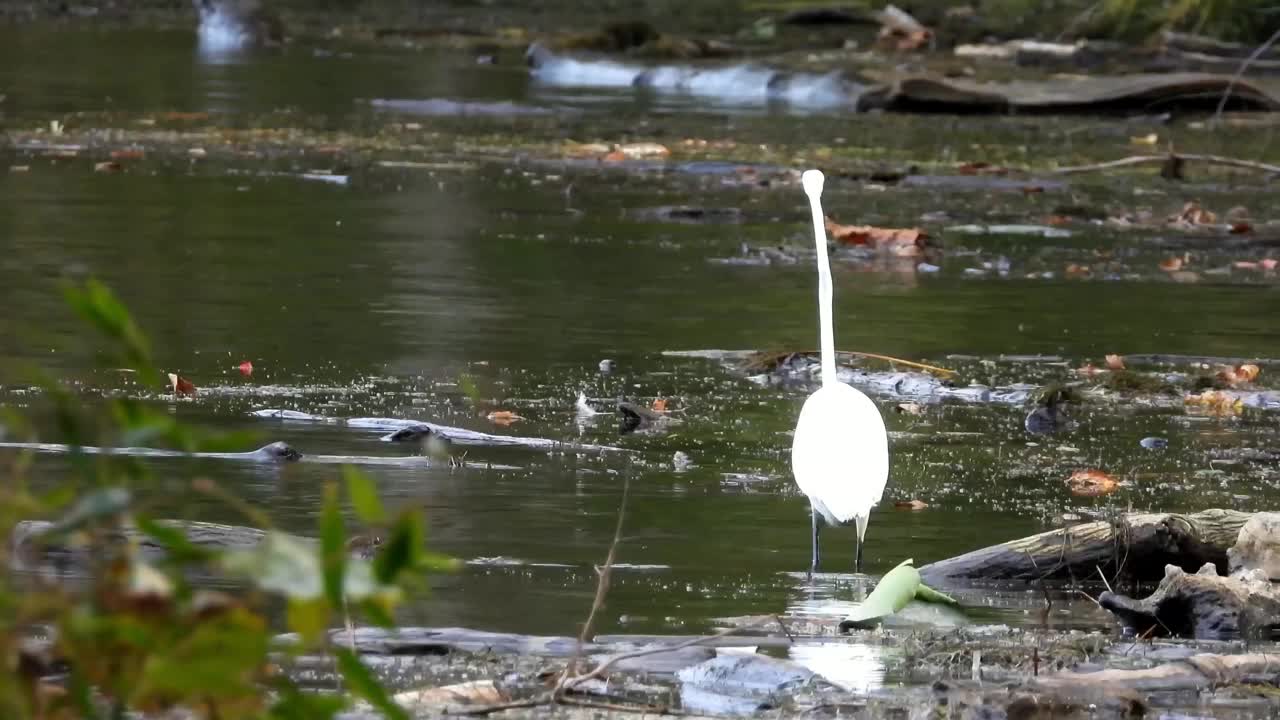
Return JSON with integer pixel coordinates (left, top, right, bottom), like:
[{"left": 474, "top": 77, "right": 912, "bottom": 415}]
[
  {"left": 1054, "top": 153, "right": 1280, "bottom": 176},
  {"left": 917, "top": 509, "right": 1252, "bottom": 586},
  {"left": 10, "top": 519, "right": 381, "bottom": 575},
  {"left": 1034, "top": 650, "right": 1280, "bottom": 693},
  {"left": 1100, "top": 563, "right": 1280, "bottom": 639}
]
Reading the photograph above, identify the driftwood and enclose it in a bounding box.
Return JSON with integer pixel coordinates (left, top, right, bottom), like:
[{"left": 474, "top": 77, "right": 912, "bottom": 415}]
[
  {"left": 1054, "top": 153, "right": 1280, "bottom": 176},
  {"left": 918, "top": 509, "right": 1252, "bottom": 586},
  {"left": 1035, "top": 651, "right": 1280, "bottom": 693},
  {"left": 1100, "top": 563, "right": 1280, "bottom": 639}
]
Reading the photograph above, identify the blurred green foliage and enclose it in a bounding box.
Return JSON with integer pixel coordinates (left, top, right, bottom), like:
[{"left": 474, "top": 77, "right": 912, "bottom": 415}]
[{"left": 0, "top": 279, "right": 457, "bottom": 719}]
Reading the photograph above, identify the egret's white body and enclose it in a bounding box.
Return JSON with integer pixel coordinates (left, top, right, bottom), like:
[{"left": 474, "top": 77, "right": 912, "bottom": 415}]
[{"left": 790, "top": 169, "right": 890, "bottom": 575}]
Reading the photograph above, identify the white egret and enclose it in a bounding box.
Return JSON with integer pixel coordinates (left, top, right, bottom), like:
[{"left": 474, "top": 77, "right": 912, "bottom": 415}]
[{"left": 790, "top": 169, "right": 890, "bottom": 576}]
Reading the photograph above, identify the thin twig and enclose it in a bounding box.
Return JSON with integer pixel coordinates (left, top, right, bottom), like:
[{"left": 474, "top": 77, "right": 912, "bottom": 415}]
[
  {"left": 1214, "top": 26, "right": 1280, "bottom": 124},
  {"left": 562, "top": 472, "right": 630, "bottom": 684},
  {"left": 755, "top": 349, "right": 956, "bottom": 376},
  {"left": 1053, "top": 153, "right": 1280, "bottom": 176},
  {"left": 564, "top": 617, "right": 772, "bottom": 690},
  {"left": 1095, "top": 565, "right": 1114, "bottom": 594},
  {"left": 773, "top": 615, "right": 796, "bottom": 643}
]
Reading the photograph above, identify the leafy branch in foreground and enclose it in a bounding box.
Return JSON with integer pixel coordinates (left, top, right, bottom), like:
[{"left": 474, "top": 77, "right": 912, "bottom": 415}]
[{"left": 0, "top": 279, "right": 455, "bottom": 719}]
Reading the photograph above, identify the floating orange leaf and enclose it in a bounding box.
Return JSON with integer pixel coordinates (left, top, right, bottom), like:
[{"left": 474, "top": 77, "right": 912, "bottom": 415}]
[
  {"left": 1158, "top": 256, "right": 1184, "bottom": 272},
  {"left": 1066, "top": 469, "right": 1119, "bottom": 497},
  {"left": 651, "top": 398, "right": 668, "bottom": 412},
  {"left": 110, "top": 148, "right": 144, "bottom": 160},
  {"left": 94, "top": 161, "right": 122, "bottom": 173},
  {"left": 1075, "top": 363, "right": 1104, "bottom": 377},
  {"left": 824, "top": 216, "right": 927, "bottom": 256},
  {"left": 1230, "top": 222, "right": 1253, "bottom": 234},
  {"left": 486, "top": 410, "right": 524, "bottom": 426},
  {"left": 237, "top": 361, "right": 254, "bottom": 378},
  {"left": 1104, "top": 354, "right": 1125, "bottom": 370},
  {"left": 895, "top": 499, "right": 929, "bottom": 510},
  {"left": 168, "top": 373, "right": 196, "bottom": 396},
  {"left": 1262, "top": 258, "right": 1278, "bottom": 271}
]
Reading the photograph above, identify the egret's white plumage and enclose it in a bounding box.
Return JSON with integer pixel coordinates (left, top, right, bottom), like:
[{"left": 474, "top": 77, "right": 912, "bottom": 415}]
[{"left": 790, "top": 169, "right": 890, "bottom": 575}]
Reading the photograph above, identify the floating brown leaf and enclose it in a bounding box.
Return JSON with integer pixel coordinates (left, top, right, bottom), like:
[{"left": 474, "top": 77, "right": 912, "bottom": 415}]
[
  {"left": 237, "top": 361, "right": 254, "bottom": 378},
  {"left": 168, "top": 373, "right": 196, "bottom": 396},
  {"left": 486, "top": 410, "right": 524, "bottom": 426},
  {"left": 1184, "top": 389, "right": 1243, "bottom": 416},
  {"left": 894, "top": 402, "right": 927, "bottom": 415},
  {"left": 1217, "top": 363, "right": 1260, "bottom": 386},
  {"left": 93, "top": 161, "right": 123, "bottom": 174},
  {"left": 1066, "top": 469, "right": 1119, "bottom": 497},
  {"left": 651, "top": 398, "right": 668, "bottom": 413},
  {"left": 1263, "top": 258, "right": 1278, "bottom": 271},
  {"left": 1170, "top": 201, "right": 1216, "bottom": 226},
  {"left": 957, "top": 162, "right": 1007, "bottom": 176},
  {"left": 1104, "top": 354, "right": 1125, "bottom": 371},
  {"left": 894, "top": 499, "right": 929, "bottom": 510},
  {"left": 1158, "top": 255, "right": 1184, "bottom": 272},
  {"left": 110, "top": 148, "right": 144, "bottom": 160},
  {"left": 1230, "top": 221, "right": 1253, "bottom": 234},
  {"left": 824, "top": 216, "right": 927, "bottom": 256}
]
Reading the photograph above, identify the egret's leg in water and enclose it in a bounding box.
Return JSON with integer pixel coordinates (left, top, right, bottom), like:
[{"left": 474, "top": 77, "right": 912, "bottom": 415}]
[
  {"left": 809, "top": 508, "right": 821, "bottom": 577},
  {"left": 854, "top": 535, "right": 864, "bottom": 574}
]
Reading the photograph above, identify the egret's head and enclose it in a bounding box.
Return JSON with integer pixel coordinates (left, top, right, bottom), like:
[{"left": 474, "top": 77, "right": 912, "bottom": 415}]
[{"left": 801, "top": 169, "right": 824, "bottom": 199}]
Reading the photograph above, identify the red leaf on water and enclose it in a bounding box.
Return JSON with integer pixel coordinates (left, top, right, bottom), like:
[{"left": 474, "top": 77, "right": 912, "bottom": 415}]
[
  {"left": 486, "top": 410, "right": 524, "bottom": 426},
  {"left": 168, "top": 373, "right": 197, "bottom": 396},
  {"left": 237, "top": 361, "right": 254, "bottom": 378},
  {"left": 651, "top": 398, "right": 668, "bottom": 412},
  {"left": 110, "top": 149, "right": 145, "bottom": 160},
  {"left": 894, "top": 499, "right": 929, "bottom": 510},
  {"left": 1066, "top": 469, "right": 1119, "bottom": 497},
  {"left": 1105, "top": 354, "right": 1125, "bottom": 370}
]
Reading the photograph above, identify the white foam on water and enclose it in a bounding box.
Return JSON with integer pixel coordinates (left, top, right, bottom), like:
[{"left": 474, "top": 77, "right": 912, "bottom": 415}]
[
  {"left": 528, "top": 45, "right": 858, "bottom": 109},
  {"left": 530, "top": 54, "right": 644, "bottom": 89},
  {"left": 196, "top": 2, "right": 251, "bottom": 54}
]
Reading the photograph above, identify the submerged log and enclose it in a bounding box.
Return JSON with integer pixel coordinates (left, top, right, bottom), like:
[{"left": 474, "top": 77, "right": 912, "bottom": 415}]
[
  {"left": 10, "top": 519, "right": 381, "bottom": 575},
  {"left": 1099, "top": 563, "right": 1280, "bottom": 639},
  {"left": 918, "top": 509, "right": 1251, "bottom": 586}
]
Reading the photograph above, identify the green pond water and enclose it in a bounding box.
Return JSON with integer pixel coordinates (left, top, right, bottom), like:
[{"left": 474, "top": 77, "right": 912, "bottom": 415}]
[{"left": 2, "top": 26, "right": 1279, "bottom": 692}]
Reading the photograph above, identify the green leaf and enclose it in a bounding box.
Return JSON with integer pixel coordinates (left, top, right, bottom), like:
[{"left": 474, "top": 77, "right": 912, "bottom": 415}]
[
  {"left": 132, "top": 608, "right": 269, "bottom": 707},
  {"left": 286, "top": 598, "right": 331, "bottom": 647},
  {"left": 373, "top": 510, "right": 424, "bottom": 585},
  {"left": 343, "top": 466, "right": 385, "bottom": 526},
  {"left": 136, "top": 516, "right": 212, "bottom": 565},
  {"left": 335, "top": 647, "right": 408, "bottom": 720},
  {"left": 62, "top": 279, "right": 158, "bottom": 383},
  {"left": 358, "top": 597, "right": 397, "bottom": 629},
  {"left": 46, "top": 487, "right": 132, "bottom": 535},
  {"left": 841, "top": 559, "right": 921, "bottom": 630},
  {"left": 220, "top": 532, "right": 400, "bottom": 606},
  {"left": 268, "top": 682, "right": 348, "bottom": 720},
  {"left": 915, "top": 583, "right": 959, "bottom": 606},
  {"left": 320, "top": 482, "right": 346, "bottom": 611}
]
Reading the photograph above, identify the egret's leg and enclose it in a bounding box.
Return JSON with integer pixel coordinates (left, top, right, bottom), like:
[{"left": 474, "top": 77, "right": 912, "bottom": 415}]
[
  {"left": 854, "top": 514, "right": 869, "bottom": 575},
  {"left": 809, "top": 508, "right": 821, "bottom": 577},
  {"left": 854, "top": 535, "right": 863, "bottom": 574}
]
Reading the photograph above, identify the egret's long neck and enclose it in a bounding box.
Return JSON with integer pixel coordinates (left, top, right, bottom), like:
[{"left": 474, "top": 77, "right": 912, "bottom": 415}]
[{"left": 806, "top": 191, "right": 838, "bottom": 388}]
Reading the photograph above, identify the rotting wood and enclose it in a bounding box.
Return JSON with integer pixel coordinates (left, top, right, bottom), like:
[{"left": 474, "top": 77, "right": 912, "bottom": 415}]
[
  {"left": 1054, "top": 153, "right": 1280, "bottom": 176},
  {"left": 1099, "top": 563, "right": 1280, "bottom": 639},
  {"left": 917, "top": 509, "right": 1252, "bottom": 586},
  {"left": 1033, "top": 651, "right": 1280, "bottom": 693}
]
